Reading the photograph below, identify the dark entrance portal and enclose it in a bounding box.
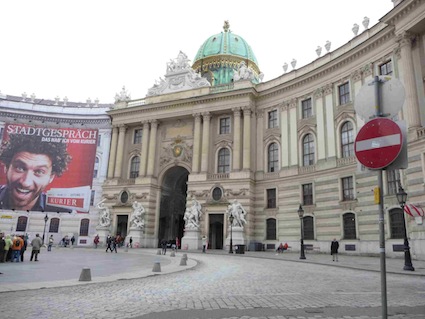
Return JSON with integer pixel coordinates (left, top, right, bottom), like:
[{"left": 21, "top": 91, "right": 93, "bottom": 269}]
[
  {"left": 158, "top": 166, "right": 189, "bottom": 247},
  {"left": 209, "top": 214, "right": 224, "bottom": 249},
  {"left": 116, "top": 215, "right": 128, "bottom": 238}
]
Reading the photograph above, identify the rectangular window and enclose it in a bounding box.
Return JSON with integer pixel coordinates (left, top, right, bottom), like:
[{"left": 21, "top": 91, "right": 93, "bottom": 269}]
[
  {"left": 49, "top": 218, "right": 60, "bottom": 233},
  {"left": 268, "top": 110, "right": 278, "bottom": 129},
  {"left": 79, "top": 219, "right": 90, "bottom": 236},
  {"left": 387, "top": 169, "right": 400, "bottom": 195},
  {"left": 380, "top": 61, "right": 393, "bottom": 76},
  {"left": 266, "top": 189, "right": 276, "bottom": 209},
  {"left": 302, "top": 183, "right": 313, "bottom": 205},
  {"left": 219, "top": 117, "right": 230, "bottom": 134},
  {"left": 90, "top": 190, "right": 95, "bottom": 206},
  {"left": 342, "top": 176, "right": 354, "bottom": 201},
  {"left": 133, "top": 129, "right": 143, "bottom": 144},
  {"left": 301, "top": 98, "right": 312, "bottom": 119},
  {"left": 338, "top": 82, "right": 350, "bottom": 105}
]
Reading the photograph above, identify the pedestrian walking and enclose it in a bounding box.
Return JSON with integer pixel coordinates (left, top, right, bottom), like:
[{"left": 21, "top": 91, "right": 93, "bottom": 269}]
[
  {"left": 161, "top": 239, "right": 167, "bottom": 255},
  {"left": 30, "top": 234, "right": 43, "bottom": 261},
  {"left": 202, "top": 235, "right": 208, "bottom": 253},
  {"left": 331, "top": 238, "right": 339, "bottom": 262},
  {"left": 11, "top": 235, "right": 23, "bottom": 262},
  {"left": 129, "top": 236, "right": 133, "bottom": 248},
  {"left": 0, "top": 233, "right": 5, "bottom": 263},
  {"left": 48, "top": 235, "right": 54, "bottom": 251},
  {"left": 94, "top": 234, "right": 100, "bottom": 248},
  {"left": 71, "top": 235, "right": 75, "bottom": 246},
  {"left": 4, "top": 234, "right": 12, "bottom": 262},
  {"left": 20, "top": 235, "right": 27, "bottom": 262},
  {"left": 105, "top": 235, "right": 113, "bottom": 252}
]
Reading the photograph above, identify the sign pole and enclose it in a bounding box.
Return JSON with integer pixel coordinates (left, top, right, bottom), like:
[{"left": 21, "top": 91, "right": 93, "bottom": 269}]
[{"left": 374, "top": 75, "right": 388, "bottom": 319}]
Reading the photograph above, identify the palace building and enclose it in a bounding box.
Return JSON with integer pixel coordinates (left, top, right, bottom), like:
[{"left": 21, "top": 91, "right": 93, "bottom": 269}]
[{"left": 103, "top": 0, "right": 425, "bottom": 258}]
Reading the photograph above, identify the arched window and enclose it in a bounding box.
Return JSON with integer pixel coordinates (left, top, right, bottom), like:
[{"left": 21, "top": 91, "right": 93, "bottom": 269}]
[
  {"left": 341, "top": 122, "right": 354, "bottom": 158},
  {"left": 93, "top": 156, "right": 100, "bottom": 178},
  {"left": 303, "top": 216, "right": 314, "bottom": 240},
  {"left": 79, "top": 218, "right": 90, "bottom": 236},
  {"left": 217, "top": 148, "right": 230, "bottom": 173},
  {"left": 389, "top": 209, "right": 404, "bottom": 239},
  {"left": 303, "top": 134, "right": 315, "bottom": 166},
  {"left": 267, "top": 143, "right": 279, "bottom": 172},
  {"left": 130, "top": 156, "right": 140, "bottom": 178},
  {"left": 266, "top": 218, "right": 277, "bottom": 240},
  {"left": 16, "top": 216, "right": 28, "bottom": 232},
  {"left": 343, "top": 213, "right": 356, "bottom": 239},
  {"left": 49, "top": 217, "right": 60, "bottom": 233}
]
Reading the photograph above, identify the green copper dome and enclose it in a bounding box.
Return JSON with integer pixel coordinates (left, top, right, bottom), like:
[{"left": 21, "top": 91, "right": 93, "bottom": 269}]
[{"left": 192, "top": 21, "right": 261, "bottom": 86}]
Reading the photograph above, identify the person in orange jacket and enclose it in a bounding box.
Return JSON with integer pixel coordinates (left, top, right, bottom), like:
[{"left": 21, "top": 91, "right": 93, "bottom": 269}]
[{"left": 11, "top": 235, "right": 24, "bottom": 262}]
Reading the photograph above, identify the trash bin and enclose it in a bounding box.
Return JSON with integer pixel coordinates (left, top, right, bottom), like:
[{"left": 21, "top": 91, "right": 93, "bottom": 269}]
[{"left": 235, "top": 245, "right": 245, "bottom": 254}]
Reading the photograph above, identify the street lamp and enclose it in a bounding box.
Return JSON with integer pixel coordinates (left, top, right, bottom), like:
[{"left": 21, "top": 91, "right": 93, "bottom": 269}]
[
  {"left": 298, "top": 204, "right": 306, "bottom": 260},
  {"left": 396, "top": 183, "right": 414, "bottom": 271},
  {"left": 42, "top": 213, "right": 49, "bottom": 245},
  {"left": 229, "top": 213, "right": 234, "bottom": 254}
]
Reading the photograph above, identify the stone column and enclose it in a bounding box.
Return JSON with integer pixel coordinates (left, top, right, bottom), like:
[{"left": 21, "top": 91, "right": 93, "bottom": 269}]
[
  {"left": 242, "top": 107, "right": 251, "bottom": 170},
  {"left": 232, "top": 107, "right": 242, "bottom": 171},
  {"left": 192, "top": 113, "right": 202, "bottom": 173},
  {"left": 139, "top": 121, "right": 150, "bottom": 177},
  {"left": 114, "top": 125, "right": 126, "bottom": 178},
  {"left": 107, "top": 126, "right": 118, "bottom": 178},
  {"left": 256, "top": 109, "right": 264, "bottom": 171},
  {"left": 146, "top": 120, "right": 158, "bottom": 176},
  {"left": 280, "top": 104, "right": 289, "bottom": 168},
  {"left": 200, "top": 113, "right": 211, "bottom": 173},
  {"left": 397, "top": 32, "right": 421, "bottom": 129}
]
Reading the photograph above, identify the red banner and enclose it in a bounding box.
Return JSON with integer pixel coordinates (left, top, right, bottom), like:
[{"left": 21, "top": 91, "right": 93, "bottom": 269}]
[{"left": 0, "top": 123, "right": 98, "bottom": 213}]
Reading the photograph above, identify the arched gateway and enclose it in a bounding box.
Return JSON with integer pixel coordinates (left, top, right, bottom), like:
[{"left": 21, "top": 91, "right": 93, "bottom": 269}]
[{"left": 158, "top": 166, "right": 189, "bottom": 247}]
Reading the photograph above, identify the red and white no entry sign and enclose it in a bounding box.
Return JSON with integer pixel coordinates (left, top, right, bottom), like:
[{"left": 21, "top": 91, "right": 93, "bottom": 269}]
[{"left": 355, "top": 117, "right": 402, "bottom": 170}]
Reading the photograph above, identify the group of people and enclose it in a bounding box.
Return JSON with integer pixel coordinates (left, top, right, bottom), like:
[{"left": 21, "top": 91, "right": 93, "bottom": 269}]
[{"left": 0, "top": 232, "right": 43, "bottom": 263}]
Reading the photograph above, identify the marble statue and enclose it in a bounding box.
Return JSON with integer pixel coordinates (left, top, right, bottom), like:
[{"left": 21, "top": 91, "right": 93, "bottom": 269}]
[
  {"left": 184, "top": 198, "right": 202, "bottom": 229},
  {"left": 97, "top": 199, "right": 111, "bottom": 227},
  {"left": 226, "top": 199, "right": 247, "bottom": 227},
  {"left": 129, "top": 201, "right": 145, "bottom": 229}
]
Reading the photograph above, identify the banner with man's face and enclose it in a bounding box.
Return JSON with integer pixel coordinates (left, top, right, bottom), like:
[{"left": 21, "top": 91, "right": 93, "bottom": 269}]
[{"left": 0, "top": 123, "right": 98, "bottom": 213}]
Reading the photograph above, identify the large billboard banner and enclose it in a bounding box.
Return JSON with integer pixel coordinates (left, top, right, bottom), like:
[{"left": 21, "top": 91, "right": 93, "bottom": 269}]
[{"left": 0, "top": 123, "right": 98, "bottom": 213}]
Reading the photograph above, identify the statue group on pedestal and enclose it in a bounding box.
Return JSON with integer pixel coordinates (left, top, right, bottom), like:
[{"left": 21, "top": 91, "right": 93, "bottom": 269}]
[
  {"left": 130, "top": 201, "right": 145, "bottom": 230},
  {"left": 184, "top": 198, "right": 202, "bottom": 230},
  {"left": 226, "top": 199, "right": 247, "bottom": 227},
  {"left": 97, "top": 199, "right": 111, "bottom": 227}
]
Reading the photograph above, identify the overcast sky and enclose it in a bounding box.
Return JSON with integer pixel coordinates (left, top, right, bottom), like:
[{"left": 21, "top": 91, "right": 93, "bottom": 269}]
[{"left": 0, "top": 0, "right": 394, "bottom": 104}]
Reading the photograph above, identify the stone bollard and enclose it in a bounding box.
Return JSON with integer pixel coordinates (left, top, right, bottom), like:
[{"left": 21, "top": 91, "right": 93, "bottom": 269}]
[
  {"left": 179, "top": 257, "right": 187, "bottom": 266},
  {"left": 170, "top": 251, "right": 175, "bottom": 257},
  {"left": 157, "top": 249, "right": 162, "bottom": 255},
  {"left": 79, "top": 267, "right": 92, "bottom": 282},
  {"left": 182, "top": 253, "right": 187, "bottom": 260},
  {"left": 152, "top": 261, "right": 161, "bottom": 272}
]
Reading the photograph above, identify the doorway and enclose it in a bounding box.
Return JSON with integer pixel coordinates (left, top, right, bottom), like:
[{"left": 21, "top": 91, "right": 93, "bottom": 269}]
[
  {"left": 116, "top": 215, "right": 128, "bottom": 238},
  {"left": 158, "top": 166, "right": 189, "bottom": 247},
  {"left": 208, "top": 214, "right": 224, "bottom": 249}
]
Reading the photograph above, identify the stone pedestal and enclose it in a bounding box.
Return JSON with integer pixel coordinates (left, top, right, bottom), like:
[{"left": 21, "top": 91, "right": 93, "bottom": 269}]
[
  {"left": 225, "top": 226, "right": 245, "bottom": 249},
  {"left": 95, "top": 226, "right": 111, "bottom": 247},
  {"left": 181, "top": 228, "right": 201, "bottom": 250},
  {"left": 127, "top": 228, "right": 144, "bottom": 248}
]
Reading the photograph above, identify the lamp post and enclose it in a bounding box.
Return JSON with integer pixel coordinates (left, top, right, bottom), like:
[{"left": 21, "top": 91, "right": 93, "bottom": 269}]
[
  {"left": 298, "top": 205, "right": 306, "bottom": 260},
  {"left": 396, "top": 184, "right": 414, "bottom": 271},
  {"left": 229, "top": 213, "right": 234, "bottom": 254},
  {"left": 42, "top": 213, "right": 49, "bottom": 245}
]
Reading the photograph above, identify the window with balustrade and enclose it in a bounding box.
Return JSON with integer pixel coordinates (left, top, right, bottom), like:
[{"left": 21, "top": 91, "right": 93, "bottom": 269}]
[
  {"left": 303, "top": 134, "right": 315, "bottom": 166},
  {"left": 341, "top": 121, "right": 354, "bottom": 158},
  {"left": 217, "top": 148, "right": 230, "bottom": 173},
  {"left": 268, "top": 143, "right": 278, "bottom": 172},
  {"left": 130, "top": 156, "right": 140, "bottom": 178}
]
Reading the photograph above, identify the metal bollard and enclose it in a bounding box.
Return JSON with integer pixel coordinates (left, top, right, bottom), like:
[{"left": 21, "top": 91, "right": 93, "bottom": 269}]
[
  {"left": 79, "top": 267, "right": 92, "bottom": 281},
  {"left": 152, "top": 261, "right": 161, "bottom": 272},
  {"left": 179, "top": 257, "right": 187, "bottom": 266}
]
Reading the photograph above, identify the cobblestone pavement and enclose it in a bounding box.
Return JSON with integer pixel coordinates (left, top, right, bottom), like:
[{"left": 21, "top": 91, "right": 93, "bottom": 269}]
[{"left": 0, "top": 248, "right": 424, "bottom": 319}]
